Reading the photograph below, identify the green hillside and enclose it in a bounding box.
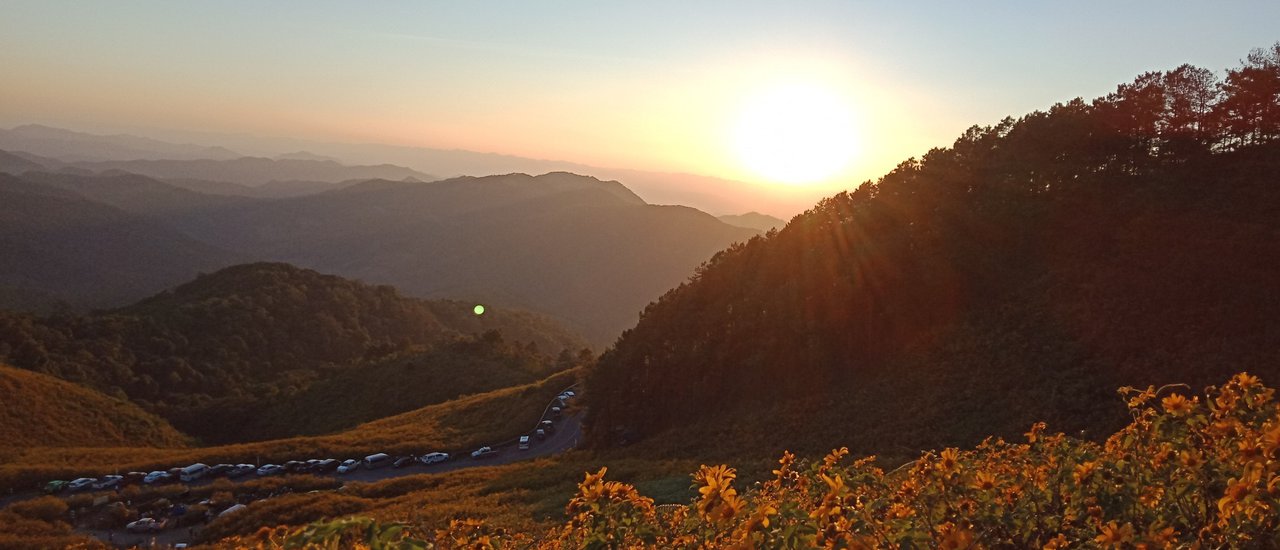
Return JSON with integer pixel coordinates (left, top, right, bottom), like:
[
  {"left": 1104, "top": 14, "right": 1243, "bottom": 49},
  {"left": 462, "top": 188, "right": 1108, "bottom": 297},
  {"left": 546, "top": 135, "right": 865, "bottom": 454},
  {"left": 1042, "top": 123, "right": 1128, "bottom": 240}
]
[
  {"left": 0, "top": 262, "right": 588, "bottom": 443},
  {"left": 585, "top": 53, "right": 1280, "bottom": 458},
  {"left": 0, "top": 364, "right": 189, "bottom": 448}
]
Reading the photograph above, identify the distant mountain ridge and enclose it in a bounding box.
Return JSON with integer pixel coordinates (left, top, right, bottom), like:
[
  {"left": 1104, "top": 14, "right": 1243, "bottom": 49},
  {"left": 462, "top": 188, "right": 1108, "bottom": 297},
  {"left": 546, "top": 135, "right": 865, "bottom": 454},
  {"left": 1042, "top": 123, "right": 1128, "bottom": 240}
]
[
  {"left": 718, "top": 211, "right": 785, "bottom": 232},
  {"left": 0, "top": 124, "right": 812, "bottom": 216},
  {"left": 0, "top": 124, "right": 241, "bottom": 162},
  {"left": 0, "top": 172, "right": 242, "bottom": 310},
  {"left": 71, "top": 156, "right": 436, "bottom": 186}
]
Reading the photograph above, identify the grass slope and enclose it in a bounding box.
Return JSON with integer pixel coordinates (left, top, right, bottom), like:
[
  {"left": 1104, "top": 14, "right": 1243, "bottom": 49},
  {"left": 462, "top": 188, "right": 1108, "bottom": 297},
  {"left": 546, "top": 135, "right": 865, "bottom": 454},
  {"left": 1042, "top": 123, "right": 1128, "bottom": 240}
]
[
  {"left": 0, "top": 369, "right": 578, "bottom": 491},
  {"left": 0, "top": 365, "right": 189, "bottom": 449}
]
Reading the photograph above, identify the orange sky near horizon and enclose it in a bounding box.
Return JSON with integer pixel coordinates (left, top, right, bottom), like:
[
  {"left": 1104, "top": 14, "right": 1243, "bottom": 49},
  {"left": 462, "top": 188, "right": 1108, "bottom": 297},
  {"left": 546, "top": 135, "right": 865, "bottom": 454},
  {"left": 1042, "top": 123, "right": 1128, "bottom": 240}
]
[{"left": 3, "top": 1, "right": 1278, "bottom": 215}]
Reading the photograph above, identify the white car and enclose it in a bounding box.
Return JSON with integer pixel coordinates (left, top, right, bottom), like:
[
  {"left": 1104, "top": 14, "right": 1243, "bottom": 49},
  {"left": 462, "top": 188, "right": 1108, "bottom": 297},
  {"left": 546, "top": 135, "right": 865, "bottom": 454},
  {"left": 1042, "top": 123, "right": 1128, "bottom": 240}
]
[
  {"left": 68, "top": 477, "right": 97, "bottom": 491},
  {"left": 93, "top": 475, "right": 123, "bottom": 490},
  {"left": 256, "top": 464, "right": 284, "bottom": 476},
  {"left": 418, "top": 452, "right": 449, "bottom": 465},
  {"left": 470, "top": 446, "right": 497, "bottom": 459},
  {"left": 337, "top": 459, "right": 360, "bottom": 474},
  {"left": 127, "top": 517, "right": 165, "bottom": 533},
  {"left": 143, "top": 471, "right": 171, "bottom": 484}
]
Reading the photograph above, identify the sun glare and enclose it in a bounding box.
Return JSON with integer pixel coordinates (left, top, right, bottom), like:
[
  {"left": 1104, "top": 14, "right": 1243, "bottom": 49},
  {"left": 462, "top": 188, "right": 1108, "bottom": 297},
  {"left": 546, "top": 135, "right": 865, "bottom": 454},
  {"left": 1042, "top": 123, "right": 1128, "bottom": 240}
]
[{"left": 732, "top": 82, "right": 860, "bottom": 185}]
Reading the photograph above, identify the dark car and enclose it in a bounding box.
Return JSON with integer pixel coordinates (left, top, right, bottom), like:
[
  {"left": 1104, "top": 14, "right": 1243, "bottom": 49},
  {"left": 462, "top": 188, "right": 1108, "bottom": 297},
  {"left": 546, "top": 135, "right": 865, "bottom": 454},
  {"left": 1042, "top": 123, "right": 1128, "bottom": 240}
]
[
  {"left": 122, "top": 472, "right": 148, "bottom": 486},
  {"left": 226, "top": 464, "right": 256, "bottom": 478},
  {"left": 314, "top": 459, "right": 339, "bottom": 473},
  {"left": 207, "top": 464, "right": 233, "bottom": 478},
  {"left": 283, "top": 460, "right": 309, "bottom": 474},
  {"left": 392, "top": 456, "right": 415, "bottom": 469}
]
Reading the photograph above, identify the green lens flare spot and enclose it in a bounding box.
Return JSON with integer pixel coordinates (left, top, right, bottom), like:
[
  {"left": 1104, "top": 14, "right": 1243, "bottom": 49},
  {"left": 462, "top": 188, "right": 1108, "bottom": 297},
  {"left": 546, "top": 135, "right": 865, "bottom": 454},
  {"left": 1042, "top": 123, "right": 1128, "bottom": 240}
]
[{"left": 473, "top": 304, "right": 485, "bottom": 315}]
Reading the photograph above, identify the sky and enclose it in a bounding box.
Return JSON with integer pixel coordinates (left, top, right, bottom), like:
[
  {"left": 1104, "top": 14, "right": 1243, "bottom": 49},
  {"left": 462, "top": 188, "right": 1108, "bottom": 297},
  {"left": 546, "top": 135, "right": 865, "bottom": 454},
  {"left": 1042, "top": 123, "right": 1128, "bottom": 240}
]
[{"left": 2, "top": 1, "right": 1278, "bottom": 213}]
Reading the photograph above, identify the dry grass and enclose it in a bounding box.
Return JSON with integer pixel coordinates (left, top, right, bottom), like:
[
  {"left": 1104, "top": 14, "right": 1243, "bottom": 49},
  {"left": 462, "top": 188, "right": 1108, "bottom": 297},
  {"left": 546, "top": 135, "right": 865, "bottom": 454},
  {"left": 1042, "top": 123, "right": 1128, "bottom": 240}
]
[
  {"left": 0, "top": 369, "right": 578, "bottom": 491},
  {"left": 0, "top": 365, "right": 190, "bottom": 449}
]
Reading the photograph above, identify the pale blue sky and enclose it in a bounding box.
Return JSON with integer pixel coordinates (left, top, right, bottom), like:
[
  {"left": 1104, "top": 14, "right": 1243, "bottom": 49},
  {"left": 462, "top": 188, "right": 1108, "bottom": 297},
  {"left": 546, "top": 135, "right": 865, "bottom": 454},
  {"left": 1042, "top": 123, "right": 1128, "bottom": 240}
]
[{"left": 2, "top": 1, "right": 1277, "bottom": 191}]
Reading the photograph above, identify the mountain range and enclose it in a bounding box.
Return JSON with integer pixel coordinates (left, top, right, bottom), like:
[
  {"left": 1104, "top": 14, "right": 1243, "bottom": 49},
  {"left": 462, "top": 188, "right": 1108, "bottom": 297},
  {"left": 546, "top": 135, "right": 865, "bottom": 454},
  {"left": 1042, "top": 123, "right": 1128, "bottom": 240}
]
[
  {"left": 0, "top": 124, "right": 817, "bottom": 216},
  {"left": 0, "top": 154, "right": 758, "bottom": 345}
]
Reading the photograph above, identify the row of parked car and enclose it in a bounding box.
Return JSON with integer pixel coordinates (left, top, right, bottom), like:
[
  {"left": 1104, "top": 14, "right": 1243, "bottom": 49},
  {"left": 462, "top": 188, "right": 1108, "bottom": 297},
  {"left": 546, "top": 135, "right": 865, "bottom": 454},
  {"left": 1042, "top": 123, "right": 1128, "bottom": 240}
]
[
  {"left": 42, "top": 388, "right": 577, "bottom": 495},
  {"left": 41, "top": 451, "right": 455, "bottom": 494}
]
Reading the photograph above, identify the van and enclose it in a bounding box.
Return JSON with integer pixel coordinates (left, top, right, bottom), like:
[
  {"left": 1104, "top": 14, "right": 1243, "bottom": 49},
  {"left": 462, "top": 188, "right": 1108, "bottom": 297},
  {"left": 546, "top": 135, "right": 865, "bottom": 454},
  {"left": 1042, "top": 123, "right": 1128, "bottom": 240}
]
[
  {"left": 179, "top": 463, "right": 209, "bottom": 483},
  {"left": 518, "top": 435, "right": 530, "bottom": 450},
  {"left": 364, "top": 453, "right": 392, "bottom": 469}
]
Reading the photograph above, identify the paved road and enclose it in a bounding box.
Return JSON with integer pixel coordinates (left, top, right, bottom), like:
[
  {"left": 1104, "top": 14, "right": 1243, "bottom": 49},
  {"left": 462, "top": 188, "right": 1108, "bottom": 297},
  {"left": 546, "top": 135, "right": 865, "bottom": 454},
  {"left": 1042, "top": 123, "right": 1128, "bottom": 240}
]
[
  {"left": 0, "top": 386, "right": 583, "bottom": 548},
  {"left": 79, "top": 412, "right": 583, "bottom": 548}
]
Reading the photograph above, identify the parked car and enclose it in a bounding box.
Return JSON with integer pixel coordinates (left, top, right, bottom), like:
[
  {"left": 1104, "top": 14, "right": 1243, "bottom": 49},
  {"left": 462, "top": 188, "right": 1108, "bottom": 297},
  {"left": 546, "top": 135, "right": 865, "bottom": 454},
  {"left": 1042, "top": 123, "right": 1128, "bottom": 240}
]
[
  {"left": 305, "top": 459, "right": 324, "bottom": 471},
  {"left": 207, "top": 464, "right": 233, "bottom": 478},
  {"left": 518, "top": 436, "right": 531, "bottom": 450},
  {"left": 314, "top": 459, "right": 339, "bottom": 473},
  {"left": 122, "top": 471, "right": 148, "bottom": 485},
  {"left": 126, "top": 518, "right": 166, "bottom": 533},
  {"left": 68, "top": 478, "right": 97, "bottom": 492},
  {"left": 419, "top": 452, "right": 449, "bottom": 465},
  {"left": 226, "top": 464, "right": 255, "bottom": 478},
  {"left": 283, "top": 460, "right": 309, "bottom": 473},
  {"left": 392, "top": 456, "right": 415, "bottom": 469},
  {"left": 470, "top": 446, "right": 497, "bottom": 459},
  {"left": 550, "top": 406, "right": 562, "bottom": 418},
  {"left": 540, "top": 420, "right": 555, "bottom": 434},
  {"left": 179, "top": 463, "right": 210, "bottom": 483},
  {"left": 93, "top": 475, "right": 123, "bottom": 490},
  {"left": 561, "top": 390, "right": 576, "bottom": 398},
  {"left": 256, "top": 464, "right": 284, "bottom": 476},
  {"left": 363, "top": 453, "right": 392, "bottom": 469},
  {"left": 43, "top": 480, "right": 67, "bottom": 494},
  {"left": 143, "top": 471, "right": 172, "bottom": 485},
  {"left": 337, "top": 459, "right": 360, "bottom": 474},
  {"left": 218, "top": 504, "right": 247, "bottom": 517},
  {"left": 535, "top": 428, "right": 547, "bottom": 440}
]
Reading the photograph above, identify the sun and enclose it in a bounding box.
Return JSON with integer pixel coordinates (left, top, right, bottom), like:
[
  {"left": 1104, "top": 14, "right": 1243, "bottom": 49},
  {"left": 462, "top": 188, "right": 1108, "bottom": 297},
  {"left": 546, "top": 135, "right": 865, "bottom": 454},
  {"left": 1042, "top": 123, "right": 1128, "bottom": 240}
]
[{"left": 732, "top": 82, "right": 859, "bottom": 185}]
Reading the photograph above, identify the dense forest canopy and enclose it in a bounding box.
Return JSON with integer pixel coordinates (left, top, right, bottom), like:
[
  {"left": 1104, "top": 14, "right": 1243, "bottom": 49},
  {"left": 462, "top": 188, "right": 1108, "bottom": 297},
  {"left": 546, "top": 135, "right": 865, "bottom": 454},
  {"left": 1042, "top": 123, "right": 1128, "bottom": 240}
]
[{"left": 585, "top": 45, "right": 1280, "bottom": 456}]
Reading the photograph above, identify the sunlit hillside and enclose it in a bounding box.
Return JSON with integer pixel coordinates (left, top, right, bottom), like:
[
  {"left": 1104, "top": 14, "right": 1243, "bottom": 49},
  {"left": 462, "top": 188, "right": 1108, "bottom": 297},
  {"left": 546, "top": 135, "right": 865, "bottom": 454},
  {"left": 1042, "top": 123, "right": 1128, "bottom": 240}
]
[
  {"left": 0, "top": 365, "right": 189, "bottom": 449},
  {"left": 586, "top": 52, "right": 1280, "bottom": 458}
]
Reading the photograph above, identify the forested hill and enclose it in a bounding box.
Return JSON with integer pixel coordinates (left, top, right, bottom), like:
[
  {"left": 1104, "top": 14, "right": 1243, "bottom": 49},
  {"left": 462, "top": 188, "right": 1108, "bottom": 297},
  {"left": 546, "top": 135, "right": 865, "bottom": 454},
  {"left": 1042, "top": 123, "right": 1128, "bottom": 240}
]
[
  {"left": 585, "top": 47, "right": 1280, "bottom": 457},
  {"left": 0, "top": 262, "right": 590, "bottom": 442}
]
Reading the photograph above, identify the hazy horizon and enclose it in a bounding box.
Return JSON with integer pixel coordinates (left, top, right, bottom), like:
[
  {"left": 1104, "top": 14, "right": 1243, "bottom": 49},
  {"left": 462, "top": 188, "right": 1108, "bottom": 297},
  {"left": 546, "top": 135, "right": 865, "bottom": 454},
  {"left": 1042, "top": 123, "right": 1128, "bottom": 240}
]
[{"left": 3, "top": 1, "right": 1279, "bottom": 217}]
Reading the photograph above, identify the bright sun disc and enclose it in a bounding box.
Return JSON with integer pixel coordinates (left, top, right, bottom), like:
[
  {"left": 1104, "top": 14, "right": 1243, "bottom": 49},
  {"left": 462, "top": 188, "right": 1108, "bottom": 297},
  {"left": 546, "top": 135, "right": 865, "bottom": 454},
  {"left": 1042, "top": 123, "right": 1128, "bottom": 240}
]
[{"left": 733, "top": 82, "right": 859, "bottom": 185}]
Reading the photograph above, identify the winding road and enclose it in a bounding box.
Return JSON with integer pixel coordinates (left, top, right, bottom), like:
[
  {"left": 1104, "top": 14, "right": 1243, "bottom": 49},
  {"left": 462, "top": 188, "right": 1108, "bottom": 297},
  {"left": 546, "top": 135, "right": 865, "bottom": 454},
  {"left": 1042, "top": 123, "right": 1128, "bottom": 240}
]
[{"left": 2, "top": 389, "right": 584, "bottom": 548}]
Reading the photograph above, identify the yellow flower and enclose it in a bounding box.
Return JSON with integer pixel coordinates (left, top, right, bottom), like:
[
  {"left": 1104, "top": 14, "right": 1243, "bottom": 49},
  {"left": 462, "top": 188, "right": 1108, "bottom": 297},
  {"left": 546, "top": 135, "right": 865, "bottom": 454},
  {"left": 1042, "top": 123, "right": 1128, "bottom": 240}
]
[
  {"left": 1161, "top": 393, "right": 1193, "bottom": 416},
  {"left": 1143, "top": 524, "right": 1177, "bottom": 546},
  {"left": 938, "top": 448, "right": 961, "bottom": 475},
  {"left": 1095, "top": 521, "right": 1134, "bottom": 548},
  {"left": 1261, "top": 425, "right": 1280, "bottom": 457},
  {"left": 1073, "top": 461, "right": 1098, "bottom": 484},
  {"left": 1042, "top": 534, "right": 1069, "bottom": 549},
  {"left": 936, "top": 522, "right": 975, "bottom": 550},
  {"left": 695, "top": 464, "right": 744, "bottom": 522},
  {"left": 971, "top": 470, "right": 997, "bottom": 491},
  {"left": 1025, "top": 422, "right": 1047, "bottom": 443},
  {"left": 888, "top": 502, "right": 915, "bottom": 519},
  {"left": 1179, "top": 449, "right": 1204, "bottom": 470},
  {"left": 1234, "top": 372, "right": 1262, "bottom": 390}
]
